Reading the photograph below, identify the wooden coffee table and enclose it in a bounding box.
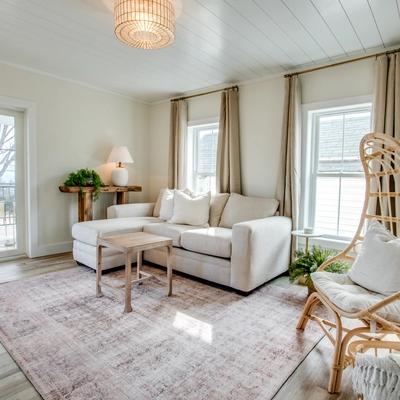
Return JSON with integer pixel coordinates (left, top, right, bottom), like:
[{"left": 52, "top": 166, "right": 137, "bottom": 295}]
[{"left": 96, "top": 232, "right": 173, "bottom": 313}]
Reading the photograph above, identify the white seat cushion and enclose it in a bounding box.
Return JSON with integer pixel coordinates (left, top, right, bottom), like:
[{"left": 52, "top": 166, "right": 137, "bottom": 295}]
[
  {"left": 143, "top": 223, "right": 201, "bottom": 247},
  {"left": 181, "top": 228, "right": 232, "bottom": 258},
  {"left": 312, "top": 271, "right": 400, "bottom": 324},
  {"left": 72, "top": 217, "right": 162, "bottom": 247}
]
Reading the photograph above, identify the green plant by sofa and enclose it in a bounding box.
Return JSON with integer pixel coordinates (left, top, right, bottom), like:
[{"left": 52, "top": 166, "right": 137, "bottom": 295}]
[
  {"left": 63, "top": 168, "right": 105, "bottom": 201},
  {"left": 289, "top": 246, "right": 349, "bottom": 294}
]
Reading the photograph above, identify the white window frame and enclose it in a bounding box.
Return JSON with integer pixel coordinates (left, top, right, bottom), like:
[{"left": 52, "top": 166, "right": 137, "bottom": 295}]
[
  {"left": 187, "top": 118, "right": 219, "bottom": 193},
  {"left": 301, "top": 96, "right": 372, "bottom": 249}
]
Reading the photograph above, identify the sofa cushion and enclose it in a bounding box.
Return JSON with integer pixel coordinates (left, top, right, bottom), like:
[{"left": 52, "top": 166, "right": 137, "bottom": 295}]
[
  {"left": 312, "top": 271, "right": 400, "bottom": 324},
  {"left": 143, "top": 223, "right": 201, "bottom": 247},
  {"left": 181, "top": 228, "right": 232, "bottom": 258},
  {"left": 169, "top": 190, "right": 211, "bottom": 226},
  {"left": 152, "top": 188, "right": 165, "bottom": 217},
  {"left": 159, "top": 189, "right": 175, "bottom": 220},
  {"left": 219, "top": 193, "right": 279, "bottom": 228},
  {"left": 72, "top": 217, "right": 162, "bottom": 247},
  {"left": 209, "top": 193, "right": 230, "bottom": 227}
]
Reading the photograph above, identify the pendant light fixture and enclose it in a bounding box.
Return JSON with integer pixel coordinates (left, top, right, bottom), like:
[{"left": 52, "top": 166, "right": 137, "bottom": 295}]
[{"left": 114, "top": 0, "right": 175, "bottom": 50}]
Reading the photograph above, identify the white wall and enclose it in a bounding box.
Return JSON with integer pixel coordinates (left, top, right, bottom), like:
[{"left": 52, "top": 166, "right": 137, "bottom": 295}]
[
  {"left": 0, "top": 57, "right": 375, "bottom": 257},
  {"left": 301, "top": 58, "right": 374, "bottom": 104},
  {"left": 0, "top": 62, "right": 149, "bottom": 256},
  {"left": 148, "top": 78, "right": 286, "bottom": 200},
  {"left": 148, "top": 58, "right": 375, "bottom": 203}
]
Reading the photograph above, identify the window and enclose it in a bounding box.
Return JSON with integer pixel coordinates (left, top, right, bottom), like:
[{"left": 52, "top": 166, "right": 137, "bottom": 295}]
[
  {"left": 0, "top": 109, "right": 25, "bottom": 256},
  {"left": 187, "top": 122, "right": 219, "bottom": 193},
  {"left": 303, "top": 102, "right": 372, "bottom": 241}
]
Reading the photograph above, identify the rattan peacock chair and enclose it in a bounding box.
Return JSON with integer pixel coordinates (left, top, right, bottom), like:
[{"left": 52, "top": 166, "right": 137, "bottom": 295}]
[{"left": 296, "top": 132, "right": 400, "bottom": 394}]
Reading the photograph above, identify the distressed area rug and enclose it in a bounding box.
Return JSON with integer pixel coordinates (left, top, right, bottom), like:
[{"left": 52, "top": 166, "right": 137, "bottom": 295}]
[{"left": 0, "top": 266, "right": 323, "bottom": 400}]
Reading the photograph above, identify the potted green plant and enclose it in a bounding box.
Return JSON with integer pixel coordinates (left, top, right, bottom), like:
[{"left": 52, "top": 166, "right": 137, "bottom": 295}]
[
  {"left": 63, "top": 168, "right": 105, "bottom": 201},
  {"left": 289, "top": 246, "right": 349, "bottom": 295}
]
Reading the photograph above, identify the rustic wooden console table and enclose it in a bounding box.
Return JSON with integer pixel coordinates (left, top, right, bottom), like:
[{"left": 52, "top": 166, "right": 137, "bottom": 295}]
[{"left": 59, "top": 185, "right": 142, "bottom": 222}]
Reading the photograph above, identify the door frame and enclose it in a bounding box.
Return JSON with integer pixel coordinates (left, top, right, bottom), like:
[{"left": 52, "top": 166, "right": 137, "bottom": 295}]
[{"left": 0, "top": 96, "right": 37, "bottom": 258}]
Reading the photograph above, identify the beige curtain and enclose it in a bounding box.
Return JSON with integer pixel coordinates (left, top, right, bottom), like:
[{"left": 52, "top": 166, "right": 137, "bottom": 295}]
[
  {"left": 168, "top": 99, "right": 188, "bottom": 189},
  {"left": 216, "top": 87, "right": 242, "bottom": 194},
  {"left": 277, "top": 75, "right": 301, "bottom": 234},
  {"left": 372, "top": 52, "right": 400, "bottom": 232},
  {"left": 373, "top": 52, "right": 400, "bottom": 139}
]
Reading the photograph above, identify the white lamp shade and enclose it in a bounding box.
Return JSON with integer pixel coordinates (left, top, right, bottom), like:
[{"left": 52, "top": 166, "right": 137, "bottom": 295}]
[{"left": 107, "top": 146, "right": 134, "bottom": 164}]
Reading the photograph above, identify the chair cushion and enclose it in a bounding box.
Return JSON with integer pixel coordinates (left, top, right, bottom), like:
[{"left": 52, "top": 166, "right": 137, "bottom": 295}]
[
  {"left": 209, "top": 193, "right": 230, "bottom": 227},
  {"left": 143, "top": 223, "right": 201, "bottom": 247},
  {"left": 348, "top": 220, "right": 400, "bottom": 295},
  {"left": 181, "top": 228, "right": 232, "bottom": 258},
  {"left": 72, "top": 217, "right": 162, "bottom": 247},
  {"left": 312, "top": 271, "right": 400, "bottom": 324},
  {"left": 219, "top": 193, "right": 279, "bottom": 228}
]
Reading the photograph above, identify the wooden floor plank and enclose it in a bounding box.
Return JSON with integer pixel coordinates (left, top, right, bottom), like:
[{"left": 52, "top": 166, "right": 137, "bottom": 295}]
[{"left": 0, "top": 253, "right": 356, "bottom": 399}]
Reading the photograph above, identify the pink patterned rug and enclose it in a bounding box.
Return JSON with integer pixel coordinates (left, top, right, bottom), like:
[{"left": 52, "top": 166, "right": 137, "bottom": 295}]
[{"left": 0, "top": 266, "right": 323, "bottom": 400}]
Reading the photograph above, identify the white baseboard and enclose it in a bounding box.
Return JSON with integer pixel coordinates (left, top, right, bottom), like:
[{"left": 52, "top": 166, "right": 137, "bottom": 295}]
[{"left": 32, "top": 241, "right": 73, "bottom": 258}]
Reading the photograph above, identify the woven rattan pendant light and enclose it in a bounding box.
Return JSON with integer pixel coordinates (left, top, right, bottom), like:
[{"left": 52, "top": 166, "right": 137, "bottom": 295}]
[{"left": 114, "top": 0, "right": 175, "bottom": 49}]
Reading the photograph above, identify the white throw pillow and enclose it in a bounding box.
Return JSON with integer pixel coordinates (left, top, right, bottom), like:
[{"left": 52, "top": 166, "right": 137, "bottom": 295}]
[
  {"left": 348, "top": 220, "right": 400, "bottom": 295},
  {"left": 169, "top": 190, "right": 211, "bottom": 226},
  {"left": 159, "top": 189, "right": 175, "bottom": 220}
]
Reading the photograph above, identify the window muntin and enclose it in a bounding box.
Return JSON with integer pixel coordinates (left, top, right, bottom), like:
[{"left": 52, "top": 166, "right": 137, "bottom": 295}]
[
  {"left": 187, "top": 122, "right": 218, "bottom": 193},
  {"left": 306, "top": 104, "right": 371, "bottom": 241}
]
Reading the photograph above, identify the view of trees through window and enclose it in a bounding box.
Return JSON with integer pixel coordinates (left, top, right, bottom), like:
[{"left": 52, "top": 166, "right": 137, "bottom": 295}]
[{"left": 0, "top": 114, "right": 16, "bottom": 250}]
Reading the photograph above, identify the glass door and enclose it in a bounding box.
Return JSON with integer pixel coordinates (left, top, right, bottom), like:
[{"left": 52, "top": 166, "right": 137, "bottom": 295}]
[{"left": 0, "top": 109, "right": 25, "bottom": 257}]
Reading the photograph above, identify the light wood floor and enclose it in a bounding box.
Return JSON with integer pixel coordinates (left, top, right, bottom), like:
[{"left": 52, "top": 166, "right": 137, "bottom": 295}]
[{"left": 0, "top": 253, "right": 354, "bottom": 400}]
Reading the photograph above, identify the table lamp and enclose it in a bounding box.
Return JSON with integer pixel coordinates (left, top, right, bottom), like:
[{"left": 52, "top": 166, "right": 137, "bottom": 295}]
[{"left": 107, "top": 146, "right": 134, "bottom": 186}]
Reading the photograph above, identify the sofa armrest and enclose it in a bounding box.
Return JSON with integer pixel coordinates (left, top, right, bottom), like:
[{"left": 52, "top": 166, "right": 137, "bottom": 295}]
[
  {"left": 231, "top": 216, "right": 292, "bottom": 292},
  {"left": 107, "top": 203, "right": 155, "bottom": 219}
]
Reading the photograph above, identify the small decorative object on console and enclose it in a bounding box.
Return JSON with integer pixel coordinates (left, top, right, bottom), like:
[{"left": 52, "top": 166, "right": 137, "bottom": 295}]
[{"left": 107, "top": 146, "right": 134, "bottom": 187}]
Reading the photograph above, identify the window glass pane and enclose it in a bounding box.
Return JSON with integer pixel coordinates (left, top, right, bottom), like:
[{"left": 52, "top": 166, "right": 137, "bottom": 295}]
[
  {"left": 309, "top": 104, "right": 371, "bottom": 241},
  {"left": 314, "top": 176, "right": 340, "bottom": 236},
  {"left": 197, "top": 129, "right": 217, "bottom": 174},
  {"left": 318, "top": 114, "right": 343, "bottom": 173},
  {"left": 188, "top": 123, "right": 218, "bottom": 194},
  {"left": 342, "top": 111, "right": 370, "bottom": 173},
  {"left": 195, "top": 175, "right": 216, "bottom": 194},
  {"left": 338, "top": 177, "right": 365, "bottom": 238},
  {"left": 0, "top": 115, "right": 16, "bottom": 250}
]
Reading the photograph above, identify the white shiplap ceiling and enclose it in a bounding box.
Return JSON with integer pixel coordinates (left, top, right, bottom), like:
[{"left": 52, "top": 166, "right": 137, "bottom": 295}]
[{"left": 0, "top": 0, "right": 399, "bottom": 102}]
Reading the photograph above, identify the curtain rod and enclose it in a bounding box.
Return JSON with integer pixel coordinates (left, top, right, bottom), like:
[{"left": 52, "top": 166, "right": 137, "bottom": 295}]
[
  {"left": 284, "top": 47, "right": 400, "bottom": 78},
  {"left": 170, "top": 85, "right": 239, "bottom": 102}
]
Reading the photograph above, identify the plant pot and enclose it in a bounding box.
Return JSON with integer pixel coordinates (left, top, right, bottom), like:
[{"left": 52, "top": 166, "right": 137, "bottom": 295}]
[{"left": 307, "top": 284, "right": 316, "bottom": 297}]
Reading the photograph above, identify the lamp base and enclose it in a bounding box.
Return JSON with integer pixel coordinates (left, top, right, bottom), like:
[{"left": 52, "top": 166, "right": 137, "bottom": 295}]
[{"left": 111, "top": 167, "right": 128, "bottom": 186}]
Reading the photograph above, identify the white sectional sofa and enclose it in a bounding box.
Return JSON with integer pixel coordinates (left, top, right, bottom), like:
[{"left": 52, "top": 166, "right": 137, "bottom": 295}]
[{"left": 72, "top": 193, "right": 292, "bottom": 292}]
